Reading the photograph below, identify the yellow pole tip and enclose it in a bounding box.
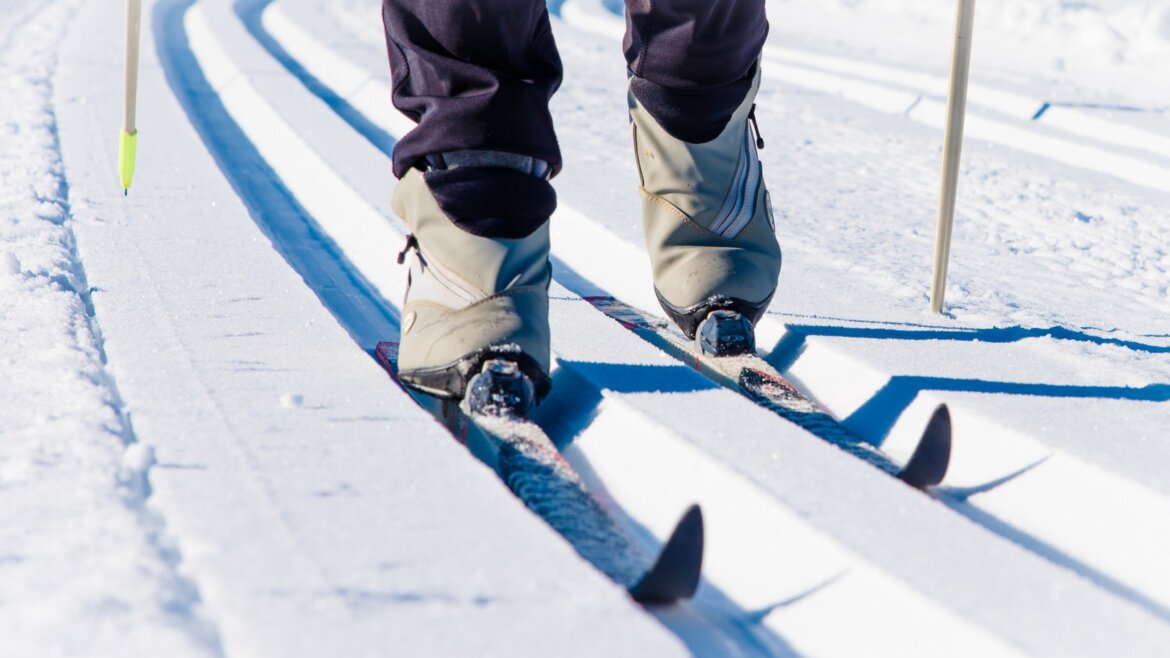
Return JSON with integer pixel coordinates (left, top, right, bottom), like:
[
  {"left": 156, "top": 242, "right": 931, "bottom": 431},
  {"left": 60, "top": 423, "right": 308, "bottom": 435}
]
[{"left": 118, "top": 130, "right": 139, "bottom": 192}]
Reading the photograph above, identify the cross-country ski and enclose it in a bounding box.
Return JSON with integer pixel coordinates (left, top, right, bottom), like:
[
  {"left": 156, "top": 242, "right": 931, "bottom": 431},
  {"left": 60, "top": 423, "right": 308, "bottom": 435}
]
[{"left": 585, "top": 295, "right": 953, "bottom": 488}]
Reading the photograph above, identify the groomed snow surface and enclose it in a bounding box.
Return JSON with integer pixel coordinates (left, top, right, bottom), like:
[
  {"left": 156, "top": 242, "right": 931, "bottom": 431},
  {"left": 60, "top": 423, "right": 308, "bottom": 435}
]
[{"left": 2, "top": 0, "right": 1168, "bottom": 655}]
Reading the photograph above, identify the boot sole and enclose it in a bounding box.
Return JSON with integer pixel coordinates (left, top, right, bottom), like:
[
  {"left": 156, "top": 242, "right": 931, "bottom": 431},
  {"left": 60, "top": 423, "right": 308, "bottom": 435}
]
[
  {"left": 399, "top": 348, "right": 553, "bottom": 403},
  {"left": 654, "top": 289, "right": 775, "bottom": 340}
]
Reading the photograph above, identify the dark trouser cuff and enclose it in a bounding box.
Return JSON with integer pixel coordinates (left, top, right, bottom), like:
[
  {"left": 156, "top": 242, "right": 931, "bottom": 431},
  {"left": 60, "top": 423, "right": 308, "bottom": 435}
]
[
  {"left": 424, "top": 168, "right": 556, "bottom": 240},
  {"left": 629, "top": 65, "right": 756, "bottom": 144}
]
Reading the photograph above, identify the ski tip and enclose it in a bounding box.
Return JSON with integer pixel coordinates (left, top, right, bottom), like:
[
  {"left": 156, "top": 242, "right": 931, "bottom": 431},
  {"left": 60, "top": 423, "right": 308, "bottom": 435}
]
[
  {"left": 628, "top": 504, "right": 705, "bottom": 605},
  {"left": 898, "top": 404, "right": 952, "bottom": 489}
]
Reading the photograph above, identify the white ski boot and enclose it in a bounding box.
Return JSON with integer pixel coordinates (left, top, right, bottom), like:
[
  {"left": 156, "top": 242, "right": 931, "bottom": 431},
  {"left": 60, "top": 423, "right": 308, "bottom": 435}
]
[
  {"left": 630, "top": 64, "right": 781, "bottom": 355},
  {"left": 391, "top": 159, "right": 553, "bottom": 402}
]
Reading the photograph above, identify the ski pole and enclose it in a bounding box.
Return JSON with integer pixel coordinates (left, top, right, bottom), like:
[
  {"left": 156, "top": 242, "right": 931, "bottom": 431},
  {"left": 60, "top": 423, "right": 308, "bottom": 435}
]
[
  {"left": 119, "top": 0, "right": 142, "bottom": 194},
  {"left": 930, "top": 0, "right": 976, "bottom": 314}
]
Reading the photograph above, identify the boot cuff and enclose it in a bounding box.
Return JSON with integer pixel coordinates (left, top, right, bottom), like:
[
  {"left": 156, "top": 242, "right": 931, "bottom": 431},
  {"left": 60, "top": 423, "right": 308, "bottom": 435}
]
[
  {"left": 424, "top": 167, "right": 557, "bottom": 239},
  {"left": 630, "top": 69, "right": 755, "bottom": 144}
]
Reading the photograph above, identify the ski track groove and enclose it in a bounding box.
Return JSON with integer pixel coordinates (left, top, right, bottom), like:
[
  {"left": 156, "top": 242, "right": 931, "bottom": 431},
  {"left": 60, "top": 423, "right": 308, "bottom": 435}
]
[
  {"left": 53, "top": 1, "right": 691, "bottom": 656},
  {"left": 4, "top": 0, "right": 224, "bottom": 653},
  {"left": 147, "top": 3, "right": 699, "bottom": 657},
  {"left": 151, "top": 0, "right": 450, "bottom": 626}
]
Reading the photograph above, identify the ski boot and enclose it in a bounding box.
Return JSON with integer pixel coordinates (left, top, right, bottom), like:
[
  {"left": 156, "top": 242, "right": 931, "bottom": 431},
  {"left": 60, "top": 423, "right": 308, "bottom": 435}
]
[
  {"left": 629, "top": 63, "right": 781, "bottom": 357},
  {"left": 391, "top": 155, "right": 554, "bottom": 403}
]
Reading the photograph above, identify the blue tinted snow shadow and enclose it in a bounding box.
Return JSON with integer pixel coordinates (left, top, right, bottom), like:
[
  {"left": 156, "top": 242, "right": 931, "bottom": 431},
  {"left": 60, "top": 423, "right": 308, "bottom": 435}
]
[
  {"left": 558, "top": 361, "right": 719, "bottom": 395},
  {"left": 758, "top": 320, "right": 1170, "bottom": 442},
  {"left": 154, "top": 0, "right": 400, "bottom": 350},
  {"left": 769, "top": 323, "right": 1170, "bottom": 374},
  {"left": 766, "top": 323, "right": 1170, "bottom": 443},
  {"left": 942, "top": 491, "right": 1170, "bottom": 626},
  {"left": 600, "top": 0, "right": 624, "bottom": 15},
  {"left": 848, "top": 376, "right": 1170, "bottom": 445},
  {"left": 1033, "top": 100, "right": 1167, "bottom": 120}
]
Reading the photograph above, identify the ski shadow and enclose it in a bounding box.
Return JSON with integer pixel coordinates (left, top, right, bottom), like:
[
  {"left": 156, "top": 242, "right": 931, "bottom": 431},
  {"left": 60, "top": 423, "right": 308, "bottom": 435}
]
[
  {"left": 768, "top": 321, "right": 1170, "bottom": 375},
  {"left": 937, "top": 493, "right": 1170, "bottom": 626},
  {"left": 762, "top": 326, "right": 1170, "bottom": 625},
  {"left": 557, "top": 361, "right": 720, "bottom": 395},
  {"left": 848, "top": 376, "right": 1170, "bottom": 447},
  {"left": 766, "top": 321, "right": 1170, "bottom": 445},
  {"left": 537, "top": 368, "right": 806, "bottom": 658},
  {"left": 1033, "top": 100, "right": 1170, "bottom": 120}
]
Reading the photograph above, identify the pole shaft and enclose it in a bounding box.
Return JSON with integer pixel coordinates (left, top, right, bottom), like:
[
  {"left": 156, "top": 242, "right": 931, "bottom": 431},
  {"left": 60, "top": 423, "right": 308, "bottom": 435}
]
[
  {"left": 123, "top": 0, "right": 142, "bottom": 134},
  {"left": 930, "top": 0, "right": 976, "bottom": 314}
]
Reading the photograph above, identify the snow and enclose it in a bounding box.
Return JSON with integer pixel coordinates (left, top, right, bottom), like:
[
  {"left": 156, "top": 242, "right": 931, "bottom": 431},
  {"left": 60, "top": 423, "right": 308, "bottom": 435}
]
[
  {"left": 40, "top": 0, "right": 684, "bottom": 655},
  {"left": 3, "top": 0, "right": 1169, "bottom": 655}
]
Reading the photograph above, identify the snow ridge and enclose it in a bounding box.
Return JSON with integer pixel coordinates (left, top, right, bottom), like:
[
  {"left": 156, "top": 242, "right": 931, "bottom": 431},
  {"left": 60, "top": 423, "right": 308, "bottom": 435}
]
[{"left": 0, "top": 1, "right": 222, "bottom": 655}]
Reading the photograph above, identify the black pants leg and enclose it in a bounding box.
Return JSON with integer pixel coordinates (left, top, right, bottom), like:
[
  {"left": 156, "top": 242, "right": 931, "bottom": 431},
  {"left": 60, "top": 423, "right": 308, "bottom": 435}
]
[
  {"left": 382, "top": 0, "right": 767, "bottom": 233},
  {"left": 625, "top": 0, "right": 768, "bottom": 142},
  {"left": 381, "top": 0, "right": 564, "bottom": 179}
]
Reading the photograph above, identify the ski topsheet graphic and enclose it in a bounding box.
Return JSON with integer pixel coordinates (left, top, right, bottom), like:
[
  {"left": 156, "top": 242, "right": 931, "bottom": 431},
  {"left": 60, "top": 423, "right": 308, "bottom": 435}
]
[
  {"left": 584, "top": 297, "right": 952, "bottom": 488},
  {"left": 375, "top": 341, "right": 704, "bottom": 604}
]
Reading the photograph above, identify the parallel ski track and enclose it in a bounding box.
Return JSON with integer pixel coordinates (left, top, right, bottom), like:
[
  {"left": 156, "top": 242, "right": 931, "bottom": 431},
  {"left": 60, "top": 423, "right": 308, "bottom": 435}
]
[
  {"left": 165, "top": 1, "right": 1066, "bottom": 656},
  {"left": 63, "top": 1, "right": 694, "bottom": 655},
  {"left": 166, "top": 2, "right": 789, "bottom": 655},
  {"left": 253, "top": 0, "right": 1170, "bottom": 633},
  {"left": 167, "top": 0, "right": 693, "bottom": 609},
  {"left": 162, "top": 0, "right": 1170, "bottom": 650}
]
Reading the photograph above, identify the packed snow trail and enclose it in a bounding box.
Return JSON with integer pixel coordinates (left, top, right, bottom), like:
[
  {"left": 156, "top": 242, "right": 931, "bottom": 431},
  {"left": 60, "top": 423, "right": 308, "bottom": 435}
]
[
  {"left": 0, "top": 1, "right": 221, "bottom": 655},
  {"left": 183, "top": 1, "right": 1018, "bottom": 653},
  {"left": 170, "top": 0, "right": 1170, "bottom": 654},
  {"left": 3, "top": 0, "right": 1165, "bottom": 654},
  {"left": 51, "top": 0, "right": 690, "bottom": 656}
]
